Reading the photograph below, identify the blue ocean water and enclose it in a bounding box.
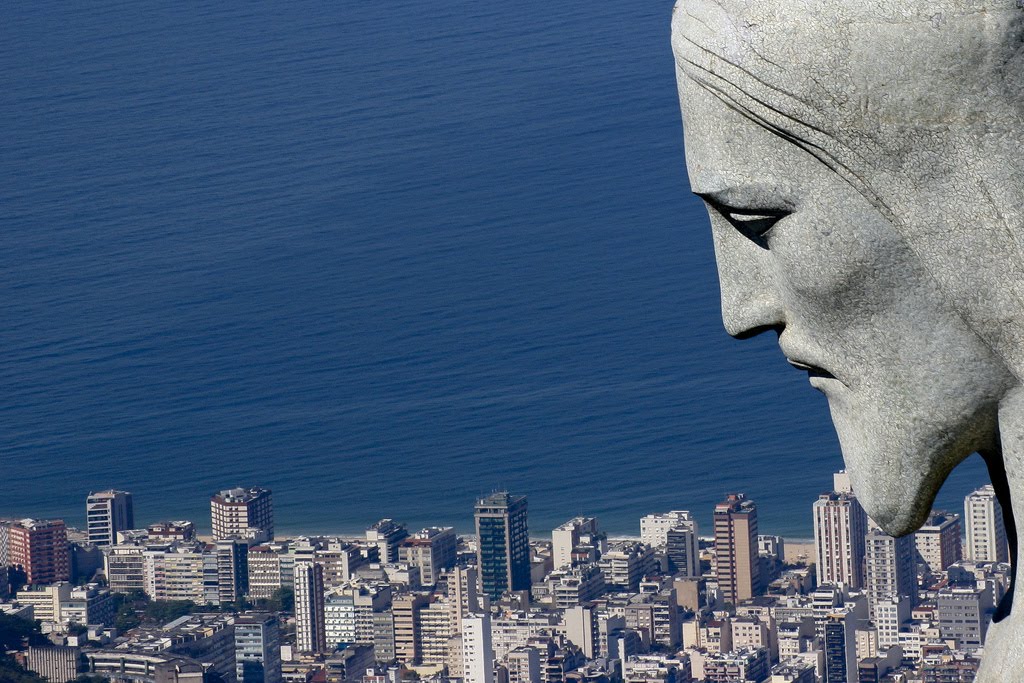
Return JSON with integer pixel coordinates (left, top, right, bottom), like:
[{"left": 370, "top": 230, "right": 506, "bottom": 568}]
[{"left": 0, "top": 0, "right": 988, "bottom": 539}]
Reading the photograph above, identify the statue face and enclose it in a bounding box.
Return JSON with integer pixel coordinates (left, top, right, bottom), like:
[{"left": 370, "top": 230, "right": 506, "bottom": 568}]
[{"left": 678, "top": 74, "right": 1016, "bottom": 535}]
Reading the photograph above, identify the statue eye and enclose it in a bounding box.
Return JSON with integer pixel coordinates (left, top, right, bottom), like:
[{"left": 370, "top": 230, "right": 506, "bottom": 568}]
[{"left": 701, "top": 198, "right": 790, "bottom": 249}]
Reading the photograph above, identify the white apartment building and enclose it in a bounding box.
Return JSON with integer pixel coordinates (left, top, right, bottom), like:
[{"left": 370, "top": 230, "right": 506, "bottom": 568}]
[
  {"left": 813, "top": 490, "right": 868, "bottom": 589},
  {"left": 398, "top": 527, "right": 457, "bottom": 585},
  {"left": 462, "top": 613, "right": 495, "bottom": 683},
  {"left": 639, "top": 511, "right": 695, "bottom": 549},
  {"left": 15, "top": 583, "right": 72, "bottom": 625},
  {"left": 865, "top": 529, "right": 917, "bottom": 618},
  {"left": 552, "top": 517, "right": 601, "bottom": 570},
  {"left": 295, "top": 562, "right": 326, "bottom": 653},
  {"left": 86, "top": 490, "right": 134, "bottom": 547},
  {"left": 965, "top": 485, "right": 1008, "bottom": 563},
  {"left": 325, "top": 590, "right": 358, "bottom": 649}
]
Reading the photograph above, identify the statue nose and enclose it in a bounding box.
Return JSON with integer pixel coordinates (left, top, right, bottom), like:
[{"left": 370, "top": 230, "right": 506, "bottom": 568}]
[
  {"left": 721, "top": 289, "right": 786, "bottom": 339},
  {"left": 713, "top": 229, "right": 785, "bottom": 338}
]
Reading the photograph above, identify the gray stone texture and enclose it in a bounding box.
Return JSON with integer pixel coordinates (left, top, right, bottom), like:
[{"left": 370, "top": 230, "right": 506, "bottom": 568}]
[{"left": 672, "top": 2, "right": 1024, "bottom": 677}]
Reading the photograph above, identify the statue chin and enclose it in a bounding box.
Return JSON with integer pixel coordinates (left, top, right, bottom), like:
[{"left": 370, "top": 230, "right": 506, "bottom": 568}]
[
  {"left": 829, "top": 402, "right": 963, "bottom": 539},
  {"left": 845, "top": 465, "right": 935, "bottom": 538}
]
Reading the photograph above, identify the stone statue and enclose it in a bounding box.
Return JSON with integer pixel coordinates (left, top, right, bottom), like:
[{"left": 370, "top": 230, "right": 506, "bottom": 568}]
[{"left": 672, "top": 0, "right": 1024, "bottom": 675}]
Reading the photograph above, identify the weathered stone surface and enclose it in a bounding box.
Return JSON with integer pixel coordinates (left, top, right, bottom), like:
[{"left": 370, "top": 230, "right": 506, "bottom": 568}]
[{"left": 672, "top": 2, "right": 1024, "bottom": 676}]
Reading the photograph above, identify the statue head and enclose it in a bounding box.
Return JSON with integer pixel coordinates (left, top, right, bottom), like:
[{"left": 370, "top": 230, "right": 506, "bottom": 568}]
[{"left": 673, "top": 0, "right": 1024, "bottom": 536}]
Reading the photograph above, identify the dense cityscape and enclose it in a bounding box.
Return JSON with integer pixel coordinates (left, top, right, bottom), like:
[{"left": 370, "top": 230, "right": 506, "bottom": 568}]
[{"left": 0, "top": 473, "right": 1010, "bottom": 683}]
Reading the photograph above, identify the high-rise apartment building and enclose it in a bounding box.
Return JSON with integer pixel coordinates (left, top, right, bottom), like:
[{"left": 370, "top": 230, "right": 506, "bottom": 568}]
[
  {"left": 823, "top": 609, "right": 859, "bottom": 683},
  {"left": 462, "top": 613, "right": 495, "bottom": 683},
  {"left": 86, "top": 490, "right": 135, "bottom": 547},
  {"left": 393, "top": 592, "right": 429, "bottom": 664},
  {"left": 398, "top": 527, "right": 457, "bottom": 585},
  {"left": 8, "top": 519, "right": 70, "bottom": 585},
  {"left": 367, "top": 519, "right": 410, "bottom": 564},
  {"left": 211, "top": 487, "right": 274, "bottom": 545},
  {"left": 965, "top": 485, "right": 1008, "bottom": 563},
  {"left": 937, "top": 585, "right": 994, "bottom": 652},
  {"left": 552, "top": 517, "right": 601, "bottom": 570},
  {"left": 813, "top": 487, "right": 868, "bottom": 589},
  {"left": 666, "top": 523, "right": 700, "bottom": 579},
  {"left": 216, "top": 538, "right": 249, "bottom": 604},
  {"left": 295, "top": 562, "right": 326, "bottom": 653},
  {"left": 475, "top": 492, "right": 530, "bottom": 600},
  {"left": 640, "top": 511, "right": 696, "bottom": 548},
  {"left": 445, "top": 566, "right": 480, "bottom": 634},
  {"left": 247, "top": 544, "right": 286, "bottom": 601},
  {"left": 103, "top": 543, "right": 147, "bottom": 594},
  {"left": 598, "top": 542, "right": 658, "bottom": 592},
  {"left": 865, "top": 527, "right": 917, "bottom": 618},
  {"left": 914, "top": 511, "right": 963, "bottom": 573},
  {"left": 235, "top": 612, "right": 283, "bottom": 683},
  {"left": 638, "top": 511, "right": 699, "bottom": 578},
  {"left": 713, "top": 494, "right": 760, "bottom": 605}
]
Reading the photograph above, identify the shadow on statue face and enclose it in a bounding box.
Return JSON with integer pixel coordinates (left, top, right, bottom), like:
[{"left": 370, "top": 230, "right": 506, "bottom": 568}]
[{"left": 678, "top": 74, "right": 1017, "bottom": 537}]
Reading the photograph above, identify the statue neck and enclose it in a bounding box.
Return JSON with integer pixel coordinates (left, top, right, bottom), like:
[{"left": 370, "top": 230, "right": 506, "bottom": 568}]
[{"left": 977, "top": 386, "right": 1024, "bottom": 681}]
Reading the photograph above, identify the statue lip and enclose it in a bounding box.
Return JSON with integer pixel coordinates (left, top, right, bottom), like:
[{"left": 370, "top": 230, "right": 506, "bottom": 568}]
[{"left": 786, "top": 357, "right": 838, "bottom": 381}]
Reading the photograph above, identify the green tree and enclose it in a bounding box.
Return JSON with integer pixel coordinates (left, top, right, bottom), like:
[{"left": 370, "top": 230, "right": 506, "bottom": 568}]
[
  {"left": 0, "top": 613, "right": 49, "bottom": 650},
  {"left": 143, "top": 600, "right": 196, "bottom": 625},
  {"left": 269, "top": 586, "right": 294, "bottom": 612},
  {"left": 0, "top": 659, "right": 47, "bottom": 683},
  {"left": 0, "top": 614, "right": 49, "bottom": 683},
  {"left": 110, "top": 590, "right": 149, "bottom": 632}
]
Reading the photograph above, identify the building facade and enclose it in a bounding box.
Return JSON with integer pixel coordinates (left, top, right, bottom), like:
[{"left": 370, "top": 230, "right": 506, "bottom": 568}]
[
  {"left": 8, "top": 519, "right": 70, "bottom": 585},
  {"left": 235, "top": 612, "right": 283, "bottom": 683},
  {"left": 914, "top": 511, "right": 962, "bottom": 573},
  {"left": 813, "top": 489, "right": 867, "bottom": 589},
  {"left": 295, "top": 562, "right": 327, "bottom": 653},
  {"left": 211, "top": 487, "right": 274, "bottom": 544},
  {"left": 86, "top": 490, "right": 135, "bottom": 547},
  {"left": 713, "top": 494, "right": 760, "bottom": 605},
  {"left": 864, "top": 527, "right": 917, "bottom": 617},
  {"left": 398, "top": 527, "right": 456, "bottom": 586},
  {"left": 475, "top": 492, "right": 530, "bottom": 600},
  {"left": 965, "top": 485, "right": 1008, "bottom": 563},
  {"left": 552, "top": 517, "right": 601, "bottom": 570}
]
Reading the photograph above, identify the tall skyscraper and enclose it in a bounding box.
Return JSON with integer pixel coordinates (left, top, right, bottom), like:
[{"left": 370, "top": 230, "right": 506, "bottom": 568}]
[
  {"left": 865, "top": 527, "right": 917, "bottom": 618},
  {"left": 211, "top": 487, "right": 274, "bottom": 545},
  {"left": 7, "top": 519, "right": 70, "bottom": 585},
  {"left": 813, "top": 484, "right": 868, "bottom": 589},
  {"left": 914, "top": 511, "right": 963, "bottom": 573},
  {"left": 965, "top": 485, "right": 1008, "bottom": 563},
  {"left": 714, "top": 494, "right": 760, "bottom": 604},
  {"left": 474, "top": 492, "right": 530, "bottom": 600},
  {"left": 294, "top": 562, "right": 326, "bottom": 653},
  {"left": 85, "top": 490, "right": 135, "bottom": 547}
]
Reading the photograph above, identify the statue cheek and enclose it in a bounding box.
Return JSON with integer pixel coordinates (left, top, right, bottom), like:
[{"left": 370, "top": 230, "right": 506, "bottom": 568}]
[{"left": 770, "top": 205, "right": 911, "bottom": 316}]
